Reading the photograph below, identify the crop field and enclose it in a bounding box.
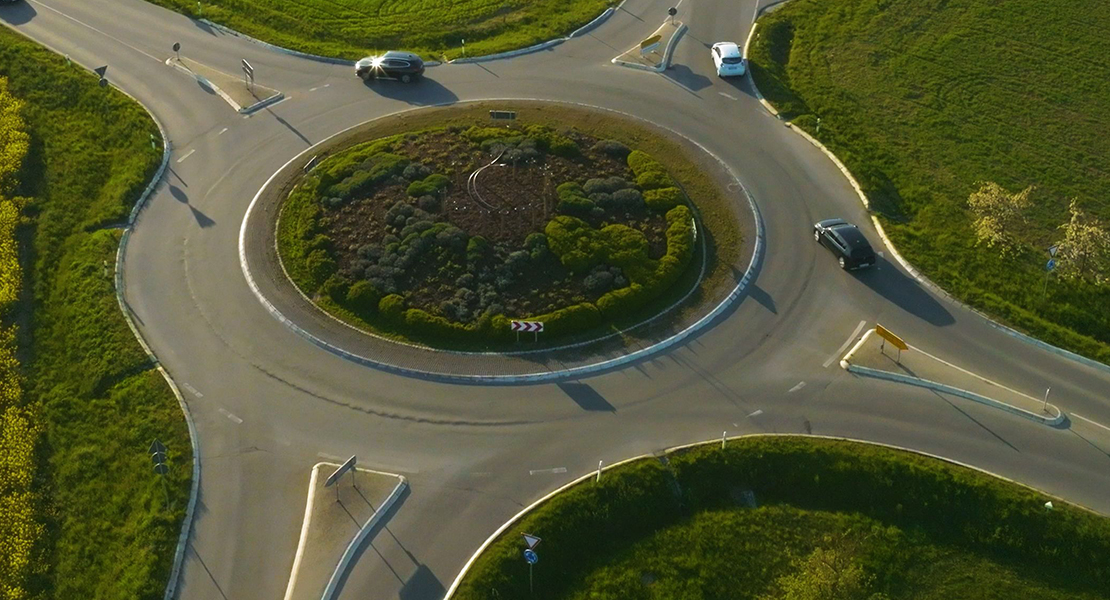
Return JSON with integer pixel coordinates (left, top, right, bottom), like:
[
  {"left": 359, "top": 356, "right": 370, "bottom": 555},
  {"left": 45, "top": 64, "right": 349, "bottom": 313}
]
[
  {"left": 749, "top": 0, "right": 1110, "bottom": 363},
  {"left": 0, "top": 26, "right": 190, "bottom": 599},
  {"left": 147, "top": 0, "right": 612, "bottom": 60}
]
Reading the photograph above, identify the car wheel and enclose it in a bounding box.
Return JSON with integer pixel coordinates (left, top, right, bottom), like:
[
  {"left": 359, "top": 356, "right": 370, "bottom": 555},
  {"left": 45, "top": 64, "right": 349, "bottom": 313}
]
[
  {"left": 814, "top": 229, "right": 821, "bottom": 242},
  {"left": 400, "top": 74, "right": 412, "bottom": 84},
  {"left": 838, "top": 256, "right": 847, "bottom": 270}
]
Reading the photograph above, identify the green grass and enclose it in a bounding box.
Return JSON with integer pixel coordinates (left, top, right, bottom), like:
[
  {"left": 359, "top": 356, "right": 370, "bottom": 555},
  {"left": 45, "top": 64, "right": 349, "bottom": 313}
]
[
  {"left": 748, "top": 0, "right": 1110, "bottom": 364},
  {"left": 0, "top": 26, "right": 191, "bottom": 599},
  {"left": 276, "top": 103, "right": 743, "bottom": 352},
  {"left": 454, "top": 437, "right": 1110, "bottom": 600},
  {"left": 146, "top": 0, "right": 613, "bottom": 60}
]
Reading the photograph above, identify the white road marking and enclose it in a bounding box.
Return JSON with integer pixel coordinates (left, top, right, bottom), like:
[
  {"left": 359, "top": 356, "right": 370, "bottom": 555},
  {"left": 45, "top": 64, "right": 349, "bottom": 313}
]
[
  {"left": 1067, "top": 413, "right": 1110, "bottom": 434},
  {"left": 31, "top": 0, "right": 162, "bottom": 63},
  {"left": 308, "top": 84, "right": 330, "bottom": 92},
  {"left": 748, "top": 409, "right": 764, "bottom": 418},
  {"left": 317, "top": 452, "right": 343, "bottom": 461},
  {"left": 176, "top": 149, "right": 196, "bottom": 163},
  {"left": 909, "top": 344, "right": 1046, "bottom": 404},
  {"left": 718, "top": 92, "right": 738, "bottom": 100},
  {"left": 824, "top": 320, "right": 868, "bottom": 368},
  {"left": 315, "top": 452, "right": 420, "bottom": 474},
  {"left": 182, "top": 383, "right": 203, "bottom": 397},
  {"left": 217, "top": 408, "right": 243, "bottom": 424},
  {"left": 529, "top": 467, "right": 568, "bottom": 475},
  {"left": 788, "top": 381, "right": 806, "bottom": 393},
  {"left": 218, "top": 127, "right": 228, "bottom": 135}
]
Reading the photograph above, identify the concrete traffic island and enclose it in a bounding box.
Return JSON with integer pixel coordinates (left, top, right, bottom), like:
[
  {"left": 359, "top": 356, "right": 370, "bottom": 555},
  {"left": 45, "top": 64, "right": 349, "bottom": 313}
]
[
  {"left": 841, "top": 328, "right": 1064, "bottom": 425},
  {"left": 166, "top": 56, "right": 284, "bottom": 114},
  {"left": 284, "top": 463, "right": 407, "bottom": 600},
  {"left": 611, "top": 20, "right": 686, "bottom": 72}
]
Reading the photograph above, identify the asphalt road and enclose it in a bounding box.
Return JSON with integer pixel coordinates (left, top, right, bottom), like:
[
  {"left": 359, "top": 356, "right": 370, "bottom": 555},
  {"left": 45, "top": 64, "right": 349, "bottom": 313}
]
[{"left": 4, "top": 0, "right": 1110, "bottom": 598}]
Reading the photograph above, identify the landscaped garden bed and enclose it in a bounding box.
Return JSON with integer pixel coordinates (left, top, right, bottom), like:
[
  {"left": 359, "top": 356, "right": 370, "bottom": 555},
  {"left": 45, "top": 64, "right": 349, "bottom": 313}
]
[{"left": 278, "top": 121, "right": 706, "bottom": 350}]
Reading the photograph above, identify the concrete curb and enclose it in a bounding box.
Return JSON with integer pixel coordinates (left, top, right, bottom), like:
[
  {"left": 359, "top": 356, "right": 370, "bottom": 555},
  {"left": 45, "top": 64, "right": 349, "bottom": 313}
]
[
  {"left": 838, "top": 327, "right": 874, "bottom": 369},
  {"left": 239, "top": 99, "right": 765, "bottom": 384},
  {"left": 741, "top": 22, "right": 779, "bottom": 117},
  {"left": 198, "top": 19, "right": 356, "bottom": 66},
  {"left": 742, "top": 18, "right": 1110, "bottom": 377},
  {"left": 282, "top": 464, "right": 323, "bottom": 600},
  {"left": 451, "top": 4, "right": 619, "bottom": 64},
  {"left": 166, "top": 57, "right": 285, "bottom": 115},
  {"left": 321, "top": 473, "right": 408, "bottom": 600},
  {"left": 611, "top": 22, "right": 687, "bottom": 73},
  {"left": 239, "top": 91, "right": 286, "bottom": 115},
  {"left": 443, "top": 432, "right": 1099, "bottom": 597}
]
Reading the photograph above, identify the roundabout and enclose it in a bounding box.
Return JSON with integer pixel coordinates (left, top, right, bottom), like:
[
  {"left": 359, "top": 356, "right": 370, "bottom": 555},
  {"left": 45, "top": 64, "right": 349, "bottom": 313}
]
[{"left": 4, "top": 0, "right": 1110, "bottom": 599}]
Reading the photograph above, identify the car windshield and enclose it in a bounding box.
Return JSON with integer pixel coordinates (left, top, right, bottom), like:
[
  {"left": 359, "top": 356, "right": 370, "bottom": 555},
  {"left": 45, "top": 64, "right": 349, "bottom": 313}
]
[{"left": 722, "top": 56, "right": 744, "bottom": 65}]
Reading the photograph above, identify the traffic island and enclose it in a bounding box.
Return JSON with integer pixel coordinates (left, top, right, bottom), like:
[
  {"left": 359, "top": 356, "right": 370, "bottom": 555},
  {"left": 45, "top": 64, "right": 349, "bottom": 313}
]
[
  {"left": 611, "top": 20, "right": 686, "bottom": 72},
  {"left": 841, "top": 327, "right": 1065, "bottom": 425},
  {"left": 284, "top": 462, "right": 407, "bottom": 600},
  {"left": 166, "top": 56, "right": 284, "bottom": 114}
]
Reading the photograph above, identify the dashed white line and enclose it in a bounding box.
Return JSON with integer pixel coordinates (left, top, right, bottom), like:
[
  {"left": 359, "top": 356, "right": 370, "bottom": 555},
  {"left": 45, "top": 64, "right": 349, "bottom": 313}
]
[
  {"left": 529, "top": 467, "right": 568, "bottom": 475},
  {"left": 217, "top": 408, "right": 243, "bottom": 424},
  {"left": 176, "top": 148, "right": 196, "bottom": 163},
  {"left": 788, "top": 381, "right": 806, "bottom": 393},
  {"left": 747, "top": 409, "right": 764, "bottom": 418},
  {"left": 308, "top": 84, "right": 331, "bottom": 92},
  {"left": 182, "top": 383, "right": 203, "bottom": 398},
  {"left": 718, "top": 92, "right": 738, "bottom": 100},
  {"left": 1068, "top": 413, "right": 1110, "bottom": 434},
  {"left": 218, "top": 127, "right": 228, "bottom": 135},
  {"left": 825, "top": 320, "right": 868, "bottom": 368}
]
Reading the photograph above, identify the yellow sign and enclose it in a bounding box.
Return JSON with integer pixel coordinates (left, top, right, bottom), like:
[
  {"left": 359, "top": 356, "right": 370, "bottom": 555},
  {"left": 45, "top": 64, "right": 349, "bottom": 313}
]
[
  {"left": 875, "top": 324, "right": 907, "bottom": 351},
  {"left": 640, "top": 34, "right": 663, "bottom": 50}
]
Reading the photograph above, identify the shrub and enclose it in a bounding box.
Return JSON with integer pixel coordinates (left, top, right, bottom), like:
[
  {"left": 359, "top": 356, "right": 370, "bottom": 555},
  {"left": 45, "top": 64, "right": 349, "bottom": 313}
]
[
  {"left": 465, "top": 125, "right": 519, "bottom": 144},
  {"left": 327, "top": 152, "right": 409, "bottom": 199},
  {"left": 407, "top": 173, "right": 450, "bottom": 197},
  {"left": 627, "top": 149, "right": 665, "bottom": 175},
  {"left": 467, "top": 235, "right": 489, "bottom": 263},
  {"left": 556, "top": 182, "right": 596, "bottom": 217},
  {"left": 584, "top": 270, "right": 615, "bottom": 293},
  {"left": 319, "top": 274, "right": 350, "bottom": 302},
  {"left": 402, "top": 162, "right": 432, "bottom": 180},
  {"left": 665, "top": 205, "right": 696, "bottom": 263},
  {"left": 636, "top": 169, "right": 672, "bottom": 190},
  {"left": 597, "top": 282, "right": 649, "bottom": 316},
  {"left": 583, "top": 176, "right": 631, "bottom": 195},
  {"left": 304, "top": 249, "right": 337, "bottom": 291},
  {"left": 417, "top": 194, "right": 440, "bottom": 212},
  {"left": 526, "top": 302, "right": 603, "bottom": 336},
  {"left": 592, "top": 139, "right": 631, "bottom": 158},
  {"left": 609, "top": 188, "right": 645, "bottom": 210},
  {"left": 645, "top": 187, "right": 685, "bottom": 211},
  {"left": 403, "top": 308, "right": 473, "bottom": 339},
  {"left": 378, "top": 293, "right": 406, "bottom": 320},
  {"left": 346, "top": 280, "right": 380, "bottom": 314}
]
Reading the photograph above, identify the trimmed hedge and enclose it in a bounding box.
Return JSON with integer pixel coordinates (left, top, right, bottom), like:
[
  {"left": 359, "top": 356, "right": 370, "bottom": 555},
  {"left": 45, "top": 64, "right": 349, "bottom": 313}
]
[
  {"left": 644, "top": 186, "right": 685, "bottom": 211},
  {"left": 596, "top": 206, "right": 695, "bottom": 317}
]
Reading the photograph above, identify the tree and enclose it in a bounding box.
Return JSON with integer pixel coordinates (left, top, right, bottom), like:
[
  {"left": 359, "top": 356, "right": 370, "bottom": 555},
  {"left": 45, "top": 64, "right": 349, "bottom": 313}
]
[
  {"left": 967, "top": 181, "right": 1033, "bottom": 255},
  {"left": 1055, "top": 199, "right": 1110, "bottom": 285},
  {"left": 762, "top": 544, "right": 888, "bottom": 600}
]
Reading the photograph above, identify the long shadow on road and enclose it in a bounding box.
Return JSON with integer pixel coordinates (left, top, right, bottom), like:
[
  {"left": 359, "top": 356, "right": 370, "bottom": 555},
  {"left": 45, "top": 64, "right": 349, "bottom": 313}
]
[
  {"left": 0, "top": 1, "right": 36, "bottom": 25},
  {"left": 856, "top": 257, "right": 955, "bottom": 327},
  {"left": 363, "top": 76, "right": 459, "bottom": 106}
]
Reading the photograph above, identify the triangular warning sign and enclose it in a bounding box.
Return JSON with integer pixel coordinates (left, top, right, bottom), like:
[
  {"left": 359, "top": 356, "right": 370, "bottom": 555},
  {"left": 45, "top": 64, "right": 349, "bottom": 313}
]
[
  {"left": 522, "top": 533, "right": 542, "bottom": 549},
  {"left": 94, "top": 65, "right": 108, "bottom": 78}
]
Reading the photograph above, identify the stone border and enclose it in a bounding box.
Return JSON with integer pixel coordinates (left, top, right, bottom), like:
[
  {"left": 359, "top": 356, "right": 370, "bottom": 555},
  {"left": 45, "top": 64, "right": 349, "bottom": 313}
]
[
  {"left": 611, "top": 22, "right": 687, "bottom": 73},
  {"left": 239, "top": 100, "right": 765, "bottom": 384},
  {"left": 443, "top": 432, "right": 1101, "bottom": 598},
  {"left": 742, "top": 10, "right": 1110, "bottom": 377}
]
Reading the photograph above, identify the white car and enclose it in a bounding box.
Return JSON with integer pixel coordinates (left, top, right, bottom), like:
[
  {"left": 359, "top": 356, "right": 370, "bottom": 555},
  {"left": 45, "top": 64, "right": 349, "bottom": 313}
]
[{"left": 711, "top": 42, "right": 747, "bottom": 77}]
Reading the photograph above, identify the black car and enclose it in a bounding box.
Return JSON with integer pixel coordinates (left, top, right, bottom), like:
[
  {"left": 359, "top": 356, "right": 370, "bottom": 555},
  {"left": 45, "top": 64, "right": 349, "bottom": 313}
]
[
  {"left": 355, "top": 51, "right": 424, "bottom": 83},
  {"left": 813, "top": 218, "right": 876, "bottom": 270}
]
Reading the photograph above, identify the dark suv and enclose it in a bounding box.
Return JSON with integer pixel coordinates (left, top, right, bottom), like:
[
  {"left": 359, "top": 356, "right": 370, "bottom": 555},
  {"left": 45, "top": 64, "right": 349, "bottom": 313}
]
[
  {"left": 355, "top": 51, "right": 424, "bottom": 83},
  {"left": 813, "top": 218, "right": 877, "bottom": 270}
]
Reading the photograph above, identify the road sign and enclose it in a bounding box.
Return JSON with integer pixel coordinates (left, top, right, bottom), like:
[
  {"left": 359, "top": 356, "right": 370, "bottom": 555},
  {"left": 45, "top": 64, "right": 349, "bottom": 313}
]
[
  {"left": 150, "top": 439, "right": 167, "bottom": 455},
  {"left": 98, "top": 78, "right": 108, "bottom": 88},
  {"left": 668, "top": 6, "right": 678, "bottom": 16},
  {"left": 172, "top": 42, "right": 181, "bottom": 53},
  {"left": 241, "top": 59, "right": 254, "bottom": 83},
  {"left": 511, "top": 320, "right": 544, "bottom": 333},
  {"left": 1046, "top": 259, "right": 1057, "bottom": 271},
  {"left": 94, "top": 65, "right": 108, "bottom": 78},
  {"left": 640, "top": 34, "right": 662, "bottom": 55},
  {"left": 522, "top": 533, "right": 542, "bottom": 549},
  {"left": 874, "top": 324, "right": 907, "bottom": 351},
  {"left": 490, "top": 110, "right": 517, "bottom": 121},
  {"left": 324, "top": 455, "right": 357, "bottom": 487},
  {"left": 151, "top": 451, "right": 167, "bottom": 465},
  {"left": 523, "top": 549, "right": 539, "bottom": 564},
  {"left": 1048, "top": 245, "right": 1059, "bottom": 257},
  {"left": 154, "top": 463, "right": 169, "bottom": 475}
]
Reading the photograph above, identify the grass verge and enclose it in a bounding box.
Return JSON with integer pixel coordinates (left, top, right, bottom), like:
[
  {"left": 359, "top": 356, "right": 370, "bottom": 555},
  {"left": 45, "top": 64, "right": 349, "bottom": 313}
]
[
  {"left": 454, "top": 437, "right": 1110, "bottom": 599},
  {"left": 0, "top": 26, "right": 190, "bottom": 599},
  {"left": 748, "top": 0, "right": 1110, "bottom": 364},
  {"left": 146, "top": 0, "right": 612, "bottom": 61},
  {"left": 275, "top": 102, "right": 747, "bottom": 352}
]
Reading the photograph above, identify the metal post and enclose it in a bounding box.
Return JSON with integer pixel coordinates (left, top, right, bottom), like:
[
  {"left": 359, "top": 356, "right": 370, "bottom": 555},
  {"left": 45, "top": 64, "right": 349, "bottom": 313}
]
[
  {"left": 351, "top": 468, "right": 356, "bottom": 489},
  {"left": 722, "top": 431, "right": 727, "bottom": 449},
  {"left": 529, "top": 563, "right": 534, "bottom": 595},
  {"left": 1043, "top": 270, "right": 1050, "bottom": 300},
  {"left": 1043, "top": 388, "right": 1051, "bottom": 413},
  {"left": 462, "top": 39, "right": 466, "bottom": 58},
  {"left": 816, "top": 117, "right": 821, "bottom": 134},
  {"left": 596, "top": 460, "right": 602, "bottom": 482},
  {"left": 161, "top": 473, "right": 170, "bottom": 508}
]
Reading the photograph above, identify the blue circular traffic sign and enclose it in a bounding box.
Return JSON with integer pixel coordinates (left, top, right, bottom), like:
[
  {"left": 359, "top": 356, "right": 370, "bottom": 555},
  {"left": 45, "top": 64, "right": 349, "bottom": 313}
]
[{"left": 523, "top": 549, "right": 539, "bottom": 564}]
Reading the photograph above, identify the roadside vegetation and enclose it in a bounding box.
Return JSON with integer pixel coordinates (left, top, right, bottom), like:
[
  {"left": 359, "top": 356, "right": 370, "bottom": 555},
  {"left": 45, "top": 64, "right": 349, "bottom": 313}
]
[
  {"left": 146, "top": 0, "right": 612, "bottom": 60},
  {"left": 280, "top": 123, "right": 700, "bottom": 348},
  {"left": 748, "top": 0, "right": 1110, "bottom": 363},
  {"left": 0, "top": 27, "right": 190, "bottom": 599},
  {"left": 455, "top": 437, "right": 1110, "bottom": 600}
]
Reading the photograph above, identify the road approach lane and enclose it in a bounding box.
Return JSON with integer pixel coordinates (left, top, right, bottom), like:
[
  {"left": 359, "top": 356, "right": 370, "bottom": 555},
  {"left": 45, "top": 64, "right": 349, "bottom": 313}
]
[{"left": 4, "top": 0, "right": 1110, "bottom": 598}]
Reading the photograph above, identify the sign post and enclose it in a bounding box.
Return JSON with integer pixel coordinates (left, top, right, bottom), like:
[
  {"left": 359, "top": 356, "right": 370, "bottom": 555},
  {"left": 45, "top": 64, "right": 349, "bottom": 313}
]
[
  {"left": 668, "top": 6, "right": 677, "bottom": 24},
  {"left": 523, "top": 549, "right": 539, "bottom": 594},
  {"left": 874, "top": 324, "right": 907, "bottom": 363},
  {"left": 324, "top": 455, "right": 357, "bottom": 503},
  {"left": 94, "top": 65, "right": 108, "bottom": 88},
  {"left": 172, "top": 42, "right": 181, "bottom": 61},
  {"left": 1043, "top": 257, "right": 1056, "bottom": 299},
  {"left": 241, "top": 59, "right": 254, "bottom": 88}
]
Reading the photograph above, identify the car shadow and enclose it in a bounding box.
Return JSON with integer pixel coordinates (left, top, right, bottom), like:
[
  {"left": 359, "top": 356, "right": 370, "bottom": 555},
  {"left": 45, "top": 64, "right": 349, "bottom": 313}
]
[
  {"left": 0, "top": 0, "right": 36, "bottom": 24},
  {"left": 720, "top": 73, "right": 757, "bottom": 98},
  {"left": 362, "top": 76, "right": 458, "bottom": 105},
  {"left": 856, "top": 257, "right": 955, "bottom": 326},
  {"left": 662, "top": 63, "right": 714, "bottom": 93},
  {"left": 558, "top": 382, "right": 616, "bottom": 412}
]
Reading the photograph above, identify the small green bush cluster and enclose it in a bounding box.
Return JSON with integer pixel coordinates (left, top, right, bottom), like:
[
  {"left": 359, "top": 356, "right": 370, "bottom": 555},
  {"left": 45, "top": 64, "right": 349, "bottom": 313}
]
[
  {"left": 627, "top": 149, "right": 685, "bottom": 210},
  {"left": 406, "top": 173, "right": 450, "bottom": 197},
  {"left": 325, "top": 151, "right": 409, "bottom": 203}
]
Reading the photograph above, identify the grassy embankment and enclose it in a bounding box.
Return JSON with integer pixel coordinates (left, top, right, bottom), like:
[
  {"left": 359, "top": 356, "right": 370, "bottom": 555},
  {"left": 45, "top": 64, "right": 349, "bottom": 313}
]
[
  {"left": 277, "top": 104, "right": 744, "bottom": 351},
  {"left": 455, "top": 437, "right": 1110, "bottom": 600},
  {"left": 748, "top": 0, "right": 1110, "bottom": 363},
  {"left": 0, "top": 27, "right": 190, "bottom": 599},
  {"left": 146, "top": 0, "right": 612, "bottom": 60}
]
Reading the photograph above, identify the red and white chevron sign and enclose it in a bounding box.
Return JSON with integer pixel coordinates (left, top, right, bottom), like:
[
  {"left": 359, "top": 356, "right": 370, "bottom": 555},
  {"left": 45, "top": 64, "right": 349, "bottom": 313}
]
[{"left": 511, "top": 320, "right": 544, "bottom": 333}]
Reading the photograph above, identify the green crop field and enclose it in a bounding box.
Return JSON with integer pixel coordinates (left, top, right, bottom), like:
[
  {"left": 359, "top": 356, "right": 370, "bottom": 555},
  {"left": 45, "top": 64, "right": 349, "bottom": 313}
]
[
  {"left": 0, "top": 26, "right": 190, "bottom": 599},
  {"left": 147, "top": 0, "right": 613, "bottom": 60},
  {"left": 454, "top": 437, "right": 1110, "bottom": 600},
  {"left": 748, "top": 0, "right": 1110, "bottom": 363}
]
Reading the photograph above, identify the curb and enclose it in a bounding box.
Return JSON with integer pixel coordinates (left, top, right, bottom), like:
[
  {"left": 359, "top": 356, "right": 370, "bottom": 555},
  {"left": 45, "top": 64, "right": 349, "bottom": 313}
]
[
  {"left": 238, "top": 99, "right": 765, "bottom": 384},
  {"left": 443, "top": 432, "right": 1100, "bottom": 597},
  {"left": 611, "top": 22, "right": 687, "bottom": 73},
  {"left": 198, "top": 19, "right": 355, "bottom": 66},
  {"left": 321, "top": 473, "right": 408, "bottom": 600},
  {"left": 742, "top": 20, "right": 1110, "bottom": 377},
  {"left": 740, "top": 22, "right": 779, "bottom": 117},
  {"left": 450, "top": 4, "right": 619, "bottom": 64},
  {"left": 166, "top": 57, "right": 285, "bottom": 115}
]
